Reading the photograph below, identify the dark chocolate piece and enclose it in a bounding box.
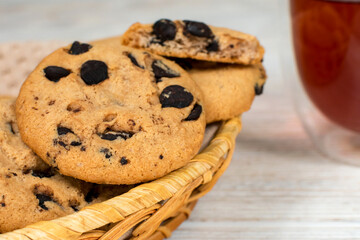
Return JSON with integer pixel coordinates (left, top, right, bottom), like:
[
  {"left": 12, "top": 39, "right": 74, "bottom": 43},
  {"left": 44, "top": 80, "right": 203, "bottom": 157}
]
[
  {"left": 120, "top": 157, "right": 128, "bottom": 165},
  {"left": 0, "top": 195, "right": 5, "bottom": 207},
  {"left": 183, "top": 20, "right": 214, "bottom": 38},
  {"left": 167, "top": 57, "right": 193, "bottom": 70},
  {"left": 99, "top": 130, "right": 134, "bottom": 141},
  {"left": 44, "top": 66, "right": 70, "bottom": 82},
  {"left": 31, "top": 169, "right": 55, "bottom": 178},
  {"left": 160, "top": 85, "right": 194, "bottom": 108},
  {"left": 85, "top": 188, "right": 99, "bottom": 203},
  {"left": 58, "top": 141, "right": 68, "bottom": 149},
  {"left": 70, "top": 141, "right": 82, "bottom": 146},
  {"left": 153, "top": 19, "right": 177, "bottom": 42},
  {"left": 35, "top": 194, "right": 54, "bottom": 210},
  {"left": 68, "top": 41, "right": 92, "bottom": 55},
  {"left": 184, "top": 103, "right": 202, "bottom": 121},
  {"left": 127, "top": 53, "right": 144, "bottom": 69},
  {"left": 80, "top": 60, "right": 108, "bottom": 85},
  {"left": 57, "top": 126, "right": 74, "bottom": 135},
  {"left": 152, "top": 60, "right": 180, "bottom": 83},
  {"left": 206, "top": 40, "right": 219, "bottom": 52},
  {"left": 150, "top": 38, "right": 165, "bottom": 46},
  {"left": 100, "top": 148, "right": 112, "bottom": 159},
  {"left": 255, "top": 83, "right": 264, "bottom": 95},
  {"left": 70, "top": 204, "right": 79, "bottom": 212},
  {"left": 8, "top": 122, "right": 16, "bottom": 134}
]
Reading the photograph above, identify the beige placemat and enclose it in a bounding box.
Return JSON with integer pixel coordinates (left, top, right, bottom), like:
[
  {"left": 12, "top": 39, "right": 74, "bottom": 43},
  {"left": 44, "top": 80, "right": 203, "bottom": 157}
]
[{"left": 0, "top": 41, "right": 64, "bottom": 96}]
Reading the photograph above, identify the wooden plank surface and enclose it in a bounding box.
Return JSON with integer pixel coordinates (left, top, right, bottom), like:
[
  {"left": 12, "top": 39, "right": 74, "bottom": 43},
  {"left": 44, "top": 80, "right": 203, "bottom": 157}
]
[
  {"left": 171, "top": 93, "right": 360, "bottom": 239},
  {"left": 2, "top": 0, "right": 360, "bottom": 239}
]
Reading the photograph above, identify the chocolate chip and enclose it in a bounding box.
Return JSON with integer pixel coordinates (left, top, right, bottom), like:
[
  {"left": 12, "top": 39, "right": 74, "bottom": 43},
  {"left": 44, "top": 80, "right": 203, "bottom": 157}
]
[
  {"left": 150, "top": 38, "right": 164, "bottom": 46},
  {"left": 35, "top": 194, "right": 54, "bottom": 210},
  {"left": 255, "top": 83, "right": 264, "bottom": 95},
  {"left": 1, "top": 195, "right": 5, "bottom": 207},
  {"left": 85, "top": 188, "right": 99, "bottom": 203},
  {"left": 206, "top": 40, "right": 219, "bottom": 52},
  {"left": 70, "top": 141, "right": 82, "bottom": 146},
  {"left": 99, "top": 129, "right": 134, "bottom": 141},
  {"left": 57, "top": 126, "right": 74, "bottom": 135},
  {"left": 44, "top": 66, "right": 70, "bottom": 82},
  {"left": 159, "top": 154, "right": 164, "bottom": 159},
  {"left": 152, "top": 60, "right": 180, "bottom": 83},
  {"left": 5, "top": 172, "right": 17, "bottom": 178},
  {"left": 127, "top": 53, "right": 144, "bottom": 69},
  {"left": 120, "top": 157, "right": 128, "bottom": 165},
  {"left": 160, "top": 85, "right": 194, "bottom": 108},
  {"left": 167, "top": 57, "right": 193, "bottom": 70},
  {"left": 55, "top": 130, "right": 77, "bottom": 149},
  {"left": 100, "top": 133, "right": 117, "bottom": 141},
  {"left": 80, "top": 60, "right": 108, "bottom": 85},
  {"left": 48, "top": 100, "right": 56, "bottom": 105},
  {"left": 80, "top": 146, "right": 86, "bottom": 152},
  {"left": 31, "top": 169, "right": 55, "bottom": 178},
  {"left": 183, "top": 20, "right": 214, "bottom": 38},
  {"left": 153, "top": 19, "right": 177, "bottom": 42},
  {"left": 68, "top": 41, "right": 92, "bottom": 55},
  {"left": 184, "top": 103, "right": 202, "bottom": 121},
  {"left": 58, "top": 141, "right": 68, "bottom": 149},
  {"left": 70, "top": 205, "right": 79, "bottom": 212},
  {"left": 7, "top": 122, "right": 16, "bottom": 134},
  {"left": 100, "top": 148, "right": 112, "bottom": 159}
]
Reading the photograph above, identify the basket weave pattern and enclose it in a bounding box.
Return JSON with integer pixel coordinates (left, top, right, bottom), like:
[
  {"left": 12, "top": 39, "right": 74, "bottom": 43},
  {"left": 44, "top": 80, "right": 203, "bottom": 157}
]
[{"left": 0, "top": 42, "right": 242, "bottom": 240}]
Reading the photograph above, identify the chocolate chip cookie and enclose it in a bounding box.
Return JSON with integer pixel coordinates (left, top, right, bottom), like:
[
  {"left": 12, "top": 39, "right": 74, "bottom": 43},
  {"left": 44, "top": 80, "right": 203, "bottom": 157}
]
[
  {"left": 0, "top": 96, "right": 48, "bottom": 171},
  {"left": 0, "top": 97, "right": 128, "bottom": 233},
  {"left": 170, "top": 59, "right": 267, "bottom": 123},
  {"left": 16, "top": 40, "right": 206, "bottom": 185},
  {"left": 121, "top": 19, "right": 264, "bottom": 64}
]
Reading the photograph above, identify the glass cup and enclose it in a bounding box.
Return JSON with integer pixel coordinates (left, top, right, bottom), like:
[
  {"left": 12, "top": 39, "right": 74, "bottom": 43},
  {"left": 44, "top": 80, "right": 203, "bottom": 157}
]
[{"left": 289, "top": 0, "right": 360, "bottom": 164}]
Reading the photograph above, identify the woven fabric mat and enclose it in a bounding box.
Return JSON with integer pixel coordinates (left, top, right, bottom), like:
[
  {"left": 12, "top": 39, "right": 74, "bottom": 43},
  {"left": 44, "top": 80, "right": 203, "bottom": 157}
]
[{"left": 0, "top": 41, "right": 65, "bottom": 96}]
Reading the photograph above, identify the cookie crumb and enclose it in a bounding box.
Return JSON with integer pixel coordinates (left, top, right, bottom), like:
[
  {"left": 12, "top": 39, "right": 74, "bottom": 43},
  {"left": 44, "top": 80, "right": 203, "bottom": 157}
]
[
  {"left": 120, "top": 157, "right": 128, "bottom": 165},
  {"left": 100, "top": 148, "right": 112, "bottom": 159},
  {"left": 0, "top": 195, "right": 5, "bottom": 207}
]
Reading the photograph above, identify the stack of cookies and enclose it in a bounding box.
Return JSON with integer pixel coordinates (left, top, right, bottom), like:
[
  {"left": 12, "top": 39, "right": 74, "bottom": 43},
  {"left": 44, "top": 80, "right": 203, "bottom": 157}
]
[{"left": 0, "top": 19, "right": 265, "bottom": 233}]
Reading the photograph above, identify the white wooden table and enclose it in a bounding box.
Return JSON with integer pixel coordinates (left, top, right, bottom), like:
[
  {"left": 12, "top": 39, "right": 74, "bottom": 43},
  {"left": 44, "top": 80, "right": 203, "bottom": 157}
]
[{"left": 2, "top": 0, "right": 360, "bottom": 239}]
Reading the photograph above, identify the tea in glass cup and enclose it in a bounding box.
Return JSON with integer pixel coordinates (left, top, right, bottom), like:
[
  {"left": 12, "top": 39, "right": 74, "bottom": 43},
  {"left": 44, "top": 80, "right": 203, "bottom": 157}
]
[{"left": 290, "top": 0, "right": 360, "bottom": 163}]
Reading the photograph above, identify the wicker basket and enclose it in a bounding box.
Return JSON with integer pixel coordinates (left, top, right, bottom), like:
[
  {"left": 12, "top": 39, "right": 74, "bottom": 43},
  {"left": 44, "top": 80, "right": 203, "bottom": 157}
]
[{"left": 0, "top": 42, "right": 242, "bottom": 240}]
